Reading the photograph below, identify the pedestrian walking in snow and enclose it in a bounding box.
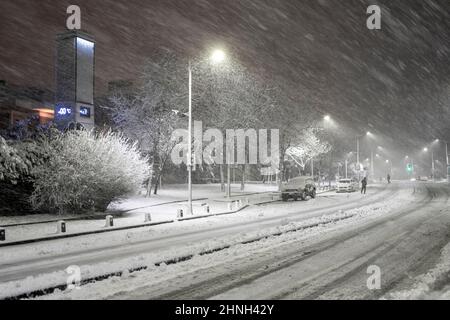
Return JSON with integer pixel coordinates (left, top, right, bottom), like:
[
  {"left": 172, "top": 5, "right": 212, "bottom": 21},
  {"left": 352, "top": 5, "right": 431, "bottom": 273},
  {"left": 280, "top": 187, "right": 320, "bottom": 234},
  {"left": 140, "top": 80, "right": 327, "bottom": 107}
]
[{"left": 361, "top": 177, "right": 367, "bottom": 194}]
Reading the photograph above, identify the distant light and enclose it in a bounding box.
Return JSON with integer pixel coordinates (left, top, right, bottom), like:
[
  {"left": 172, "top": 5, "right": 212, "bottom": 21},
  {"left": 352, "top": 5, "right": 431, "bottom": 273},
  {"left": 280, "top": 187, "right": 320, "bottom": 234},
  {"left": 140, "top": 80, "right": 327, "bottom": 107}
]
[
  {"left": 423, "top": 147, "right": 428, "bottom": 152},
  {"left": 211, "top": 50, "right": 226, "bottom": 64},
  {"left": 386, "top": 160, "right": 389, "bottom": 163},
  {"left": 435, "top": 139, "right": 440, "bottom": 143},
  {"left": 376, "top": 154, "right": 380, "bottom": 157},
  {"left": 377, "top": 146, "right": 383, "bottom": 150},
  {"left": 366, "top": 131, "right": 371, "bottom": 136},
  {"left": 324, "top": 115, "right": 331, "bottom": 121}
]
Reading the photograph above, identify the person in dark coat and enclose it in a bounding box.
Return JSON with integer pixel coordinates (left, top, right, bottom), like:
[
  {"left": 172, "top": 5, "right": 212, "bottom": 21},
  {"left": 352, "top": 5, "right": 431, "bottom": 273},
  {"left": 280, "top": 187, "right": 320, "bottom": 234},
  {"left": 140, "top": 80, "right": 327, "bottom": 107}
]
[
  {"left": 361, "top": 177, "right": 367, "bottom": 194},
  {"left": 387, "top": 174, "right": 391, "bottom": 184}
]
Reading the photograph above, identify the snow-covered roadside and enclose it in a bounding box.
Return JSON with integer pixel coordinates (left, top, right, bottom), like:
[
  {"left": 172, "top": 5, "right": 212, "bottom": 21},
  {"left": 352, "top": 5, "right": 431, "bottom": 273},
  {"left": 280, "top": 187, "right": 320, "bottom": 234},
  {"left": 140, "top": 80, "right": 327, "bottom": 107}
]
[
  {"left": 384, "top": 243, "right": 450, "bottom": 300},
  {"left": 0, "top": 186, "right": 385, "bottom": 265},
  {"left": 0, "top": 185, "right": 410, "bottom": 299},
  {"left": 0, "top": 184, "right": 280, "bottom": 243}
]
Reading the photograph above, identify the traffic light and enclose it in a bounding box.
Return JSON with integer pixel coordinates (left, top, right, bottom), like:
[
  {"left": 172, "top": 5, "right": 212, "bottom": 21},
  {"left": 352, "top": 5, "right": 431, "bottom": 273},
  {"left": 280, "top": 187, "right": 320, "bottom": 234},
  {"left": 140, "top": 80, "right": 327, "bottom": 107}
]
[{"left": 406, "top": 163, "right": 413, "bottom": 173}]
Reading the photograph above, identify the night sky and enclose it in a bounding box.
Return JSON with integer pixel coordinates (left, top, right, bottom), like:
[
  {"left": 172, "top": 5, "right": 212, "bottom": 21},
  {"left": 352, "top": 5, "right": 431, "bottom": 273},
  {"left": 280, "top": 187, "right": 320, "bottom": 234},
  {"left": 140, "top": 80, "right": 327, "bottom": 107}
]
[{"left": 1, "top": 0, "right": 449, "bottom": 159}]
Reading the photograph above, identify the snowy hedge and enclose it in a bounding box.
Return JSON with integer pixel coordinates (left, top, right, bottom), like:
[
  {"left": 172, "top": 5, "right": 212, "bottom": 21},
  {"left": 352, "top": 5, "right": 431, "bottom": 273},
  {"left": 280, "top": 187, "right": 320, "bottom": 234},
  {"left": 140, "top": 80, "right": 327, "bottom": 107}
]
[
  {"left": 0, "top": 137, "right": 49, "bottom": 215},
  {"left": 31, "top": 130, "right": 149, "bottom": 214}
]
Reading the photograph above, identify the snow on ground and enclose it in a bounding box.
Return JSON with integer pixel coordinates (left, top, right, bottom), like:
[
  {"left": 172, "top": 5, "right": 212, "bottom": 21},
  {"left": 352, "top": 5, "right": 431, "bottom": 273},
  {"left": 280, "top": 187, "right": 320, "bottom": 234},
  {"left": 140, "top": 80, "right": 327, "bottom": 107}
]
[
  {"left": 384, "top": 242, "right": 450, "bottom": 300},
  {"left": 0, "top": 183, "right": 280, "bottom": 243},
  {"left": 0, "top": 184, "right": 408, "bottom": 299},
  {"left": 0, "top": 185, "right": 380, "bottom": 265}
]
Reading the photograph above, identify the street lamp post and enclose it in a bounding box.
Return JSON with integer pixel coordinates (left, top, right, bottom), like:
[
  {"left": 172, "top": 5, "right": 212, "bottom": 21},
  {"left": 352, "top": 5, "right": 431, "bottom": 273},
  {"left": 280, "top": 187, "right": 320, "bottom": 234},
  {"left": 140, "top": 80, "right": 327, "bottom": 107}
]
[
  {"left": 445, "top": 142, "right": 449, "bottom": 182},
  {"left": 370, "top": 150, "right": 374, "bottom": 182},
  {"left": 187, "top": 60, "right": 193, "bottom": 215},
  {"left": 187, "top": 50, "right": 226, "bottom": 214},
  {"left": 431, "top": 149, "right": 435, "bottom": 181}
]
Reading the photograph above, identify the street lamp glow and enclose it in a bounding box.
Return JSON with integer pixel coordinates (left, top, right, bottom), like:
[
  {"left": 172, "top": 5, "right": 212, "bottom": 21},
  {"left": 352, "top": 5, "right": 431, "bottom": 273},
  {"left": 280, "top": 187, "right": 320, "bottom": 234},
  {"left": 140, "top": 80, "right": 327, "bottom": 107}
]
[
  {"left": 211, "top": 50, "right": 226, "bottom": 64},
  {"left": 386, "top": 160, "right": 390, "bottom": 163},
  {"left": 366, "top": 131, "right": 371, "bottom": 136},
  {"left": 324, "top": 115, "right": 331, "bottom": 121},
  {"left": 423, "top": 147, "right": 428, "bottom": 152}
]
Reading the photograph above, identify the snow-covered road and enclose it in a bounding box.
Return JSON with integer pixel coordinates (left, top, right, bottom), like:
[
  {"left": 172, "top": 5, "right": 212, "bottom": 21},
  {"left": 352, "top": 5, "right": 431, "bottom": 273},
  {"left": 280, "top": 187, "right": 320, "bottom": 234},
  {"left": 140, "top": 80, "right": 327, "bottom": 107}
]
[{"left": 2, "top": 182, "right": 450, "bottom": 299}]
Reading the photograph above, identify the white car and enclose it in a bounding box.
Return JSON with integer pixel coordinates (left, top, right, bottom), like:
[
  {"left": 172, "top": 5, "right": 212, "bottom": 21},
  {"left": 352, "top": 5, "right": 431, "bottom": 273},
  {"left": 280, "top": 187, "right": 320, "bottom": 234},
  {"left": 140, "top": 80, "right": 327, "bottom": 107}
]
[{"left": 336, "top": 178, "right": 359, "bottom": 193}]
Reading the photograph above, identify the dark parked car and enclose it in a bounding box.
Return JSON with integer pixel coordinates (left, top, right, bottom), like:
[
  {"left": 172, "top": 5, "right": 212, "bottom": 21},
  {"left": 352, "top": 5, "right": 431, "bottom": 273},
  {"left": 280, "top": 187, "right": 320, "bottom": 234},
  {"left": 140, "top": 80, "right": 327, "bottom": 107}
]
[{"left": 281, "top": 176, "right": 316, "bottom": 201}]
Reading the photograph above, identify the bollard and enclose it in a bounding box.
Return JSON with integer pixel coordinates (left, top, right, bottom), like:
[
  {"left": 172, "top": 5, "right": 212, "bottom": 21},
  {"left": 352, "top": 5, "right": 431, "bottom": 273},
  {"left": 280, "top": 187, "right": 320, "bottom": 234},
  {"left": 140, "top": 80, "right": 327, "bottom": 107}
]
[
  {"left": 145, "top": 213, "right": 152, "bottom": 222},
  {"left": 177, "top": 209, "right": 184, "bottom": 218},
  {"left": 228, "top": 202, "right": 233, "bottom": 211},
  {"left": 57, "top": 220, "right": 66, "bottom": 233},
  {"left": 205, "top": 205, "right": 210, "bottom": 214},
  {"left": 105, "top": 215, "right": 114, "bottom": 227},
  {"left": 0, "top": 228, "right": 5, "bottom": 241}
]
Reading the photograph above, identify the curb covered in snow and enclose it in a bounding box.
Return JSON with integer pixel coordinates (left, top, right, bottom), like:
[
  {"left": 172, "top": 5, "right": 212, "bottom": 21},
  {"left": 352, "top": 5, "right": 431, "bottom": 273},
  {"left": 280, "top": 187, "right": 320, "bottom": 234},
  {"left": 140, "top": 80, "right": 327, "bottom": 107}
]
[
  {"left": 0, "top": 189, "right": 336, "bottom": 248},
  {"left": 0, "top": 204, "right": 251, "bottom": 248}
]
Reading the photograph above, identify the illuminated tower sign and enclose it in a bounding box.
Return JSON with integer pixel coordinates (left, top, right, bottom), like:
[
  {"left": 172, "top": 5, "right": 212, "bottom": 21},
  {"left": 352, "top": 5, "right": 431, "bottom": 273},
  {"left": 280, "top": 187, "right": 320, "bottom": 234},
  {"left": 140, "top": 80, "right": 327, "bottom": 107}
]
[{"left": 55, "top": 31, "right": 95, "bottom": 130}]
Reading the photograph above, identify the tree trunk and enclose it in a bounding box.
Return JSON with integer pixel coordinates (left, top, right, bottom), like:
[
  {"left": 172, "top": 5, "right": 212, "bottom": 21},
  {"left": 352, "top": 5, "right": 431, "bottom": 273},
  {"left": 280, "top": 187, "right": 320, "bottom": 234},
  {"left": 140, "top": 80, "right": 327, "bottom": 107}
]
[
  {"left": 240, "top": 164, "right": 246, "bottom": 191},
  {"left": 153, "top": 173, "right": 160, "bottom": 195},
  {"left": 146, "top": 163, "right": 154, "bottom": 198},
  {"left": 220, "top": 164, "right": 225, "bottom": 192}
]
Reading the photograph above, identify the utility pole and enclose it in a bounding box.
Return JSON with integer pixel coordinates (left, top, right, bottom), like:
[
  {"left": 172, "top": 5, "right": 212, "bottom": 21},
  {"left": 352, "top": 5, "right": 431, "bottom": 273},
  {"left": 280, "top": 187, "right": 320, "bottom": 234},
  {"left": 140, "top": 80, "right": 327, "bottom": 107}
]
[
  {"left": 187, "top": 60, "right": 193, "bottom": 215},
  {"left": 370, "top": 150, "right": 374, "bottom": 182},
  {"left": 446, "top": 142, "right": 449, "bottom": 183},
  {"left": 356, "top": 136, "right": 360, "bottom": 182},
  {"left": 431, "top": 149, "right": 435, "bottom": 182},
  {"left": 345, "top": 159, "right": 348, "bottom": 179}
]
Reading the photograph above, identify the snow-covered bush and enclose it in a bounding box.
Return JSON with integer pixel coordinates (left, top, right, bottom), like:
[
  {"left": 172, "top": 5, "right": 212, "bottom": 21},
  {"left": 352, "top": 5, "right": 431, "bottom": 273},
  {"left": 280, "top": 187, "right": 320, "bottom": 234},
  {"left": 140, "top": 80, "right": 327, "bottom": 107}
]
[
  {"left": 0, "top": 137, "right": 49, "bottom": 215},
  {"left": 0, "top": 137, "right": 30, "bottom": 183},
  {"left": 31, "top": 130, "right": 149, "bottom": 214}
]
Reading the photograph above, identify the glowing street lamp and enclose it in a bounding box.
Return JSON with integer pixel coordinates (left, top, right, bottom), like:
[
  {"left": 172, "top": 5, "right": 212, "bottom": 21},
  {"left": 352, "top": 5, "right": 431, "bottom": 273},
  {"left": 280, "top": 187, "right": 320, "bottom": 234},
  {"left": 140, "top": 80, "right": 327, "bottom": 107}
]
[{"left": 211, "top": 49, "right": 226, "bottom": 64}]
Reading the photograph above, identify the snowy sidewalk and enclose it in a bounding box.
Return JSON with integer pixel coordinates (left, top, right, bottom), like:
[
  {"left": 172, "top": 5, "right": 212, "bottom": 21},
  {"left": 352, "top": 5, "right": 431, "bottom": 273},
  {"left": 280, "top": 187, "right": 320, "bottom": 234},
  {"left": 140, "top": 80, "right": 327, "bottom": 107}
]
[
  {"left": 0, "top": 183, "right": 279, "bottom": 244},
  {"left": 0, "top": 183, "right": 336, "bottom": 245}
]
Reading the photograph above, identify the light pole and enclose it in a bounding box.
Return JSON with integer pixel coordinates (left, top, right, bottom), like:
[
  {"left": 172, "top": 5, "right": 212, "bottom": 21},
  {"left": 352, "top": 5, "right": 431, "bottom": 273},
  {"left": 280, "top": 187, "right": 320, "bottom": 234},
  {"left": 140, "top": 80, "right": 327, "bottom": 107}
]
[
  {"left": 187, "top": 60, "right": 193, "bottom": 215},
  {"left": 356, "top": 131, "right": 372, "bottom": 182},
  {"left": 432, "top": 149, "right": 435, "bottom": 181},
  {"left": 370, "top": 150, "right": 374, "bottom": 182},
  {"left": 187, "top": 50, "right": 226, "bottom": 214},
  {"left": 446, "top": 141, "right": 449, "bottom": 183}
]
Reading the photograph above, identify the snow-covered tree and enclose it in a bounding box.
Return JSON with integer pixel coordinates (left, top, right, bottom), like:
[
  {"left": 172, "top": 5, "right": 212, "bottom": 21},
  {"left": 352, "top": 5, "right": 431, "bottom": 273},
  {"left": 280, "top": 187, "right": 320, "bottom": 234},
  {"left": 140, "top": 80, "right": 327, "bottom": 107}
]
[
  {"left": 106, "top": 49, "right": 185, "bottom": 196},
  {"left": 0, "top": 136, "right": 49, "bottom": 215},
  {"left": 31, "top": 130, "right": 149, "bottom": 214},
  {"left": 285, "top": 128, "right": 331, "bottom": 171}
]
